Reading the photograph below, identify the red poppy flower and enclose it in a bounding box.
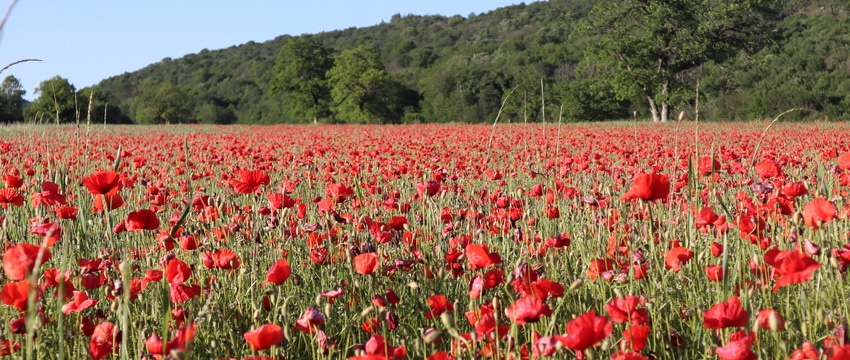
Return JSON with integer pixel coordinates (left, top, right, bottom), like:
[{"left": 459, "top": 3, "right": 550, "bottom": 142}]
[
  {"left": 267, "top": 193, "right": 296, "bottom": 210},
  {"left": 506, "top": 295, "right": 553, "bottom": 325},
  {"left": 82, "top": 171, "right": 122, "bottom": 195},
  {"left": 243, "top": 323, "right": 284, "bottom": 351},
  {"left": 125, "top": 209, "right": 160, "bottom": 231},
  {"left": 838, "top": 152, "right": 850, "bottom": 170},
  {"left": 2, "top": 174, "right": 22, "bottom": 188},
  {"left": 665, "top": 246, "right": 694, "bottom": 272},
  {"left": 353, "top": 252, "right": 379, "bottom": 275},
  {"left": 0, "top": 339, "right": 20, "bottom": 356},
  {"left": 3, "top": 243, "right": 51, "bottom": 280},
  {"left": 586, "top": 258, "right": 617, "bottom": 281},
  {"left": 360, "top": 317, "right": 381, "bottom": 333},
  {"left": 416, "top": 180, "right": 441, "bottom": 197},
  {"left": 169, "top": 283, "right": 201, "bottom": 303},
  {"left": 265, "top": 259, "right": 291, "bottom": 285},
  {"left": 295, "top": 307, "right": 325, "bottom": 334},
  {"left": 166, "top": 258, "right": 193, "bottom": 285},
  {"left": 756, "top": 308, "right": 785, "bottom": 331},
  {"left": 832, "top": 345, "right": 850, "bottom": 360},
  {"left": 0, "top": 280, "right": 35, "bottom": 311},
  {"left": 711, "top": 242, "right": 724, "bottom": 257},
  {"left": 610, "top": 350, "right": 649, "bottom": 360},
  {"left": 698, "top": 156, "right": 721, "bottom": 175},
  {"left": 696, "top": 207, "right": 727, "bottom": 232},
  {"left": 465, "top": 243, "right": 502, "bottom": 270},
  {"left": 142, "top": 269, "right": 163, "bottom": 290},
  {"left": 623, "top": 324, "right": 651, "bottom": 351},
  {"left": 0, "top": 188, "right": 24, "bottom": 208},
  {"left": 89, "top": 321, "right": 119, "bottom": 360},
  {"left": 425, "top": 294, "right": 454, "bottom": 319},
  {"left": 622, "top": 173, "right": 670, "bottom": 202},
  {"left": 605, "top": 295, "right": 650, "bottom": 325},
  {"left": 230, "top": 169, "right": 270, "bottom": 194},
  {"left": 703, "top": 296, "right": 747, "bottom": 329},
  {"left": 764, "top": 248, "right": 821, "bottom": 291},
  {"left": 55, "top": 205, "right": 79, "bottom": 220},
  {"left": 146, "top": 324, "right": 197, "bottom": 356},
  {"left": 201, "top": 248, "right": 241, "bottom": 270},
  {"left": 715, "top": 331, "right": 756, "bottom": 360},
  {"left": 803, "top": 198, "right": 836, "bottom": 230},
  {"left": 545, "top": 206, "right": 560, "bottom": 219},
  {"left": 31, "top": 181, "right": 66, "bottom": 207},
  {"left": 92, "top": 193, "right": 124, "bottom": 212},
  {"left": 706, "top": 264, "right": 724, "bottom": 282},
  {"left": 529, "top": 278, "right": 564, "bottom": 300},
  {"left": 555, "top": 310, "right": 612, "bottom": 352},
  {"left": 62, "top": 291, "right": 98, "bottom": 314},
  {"left": 780, "top": 182, "right": 808, "bottom": 198},
  {"left": 325, "top": 183, "right": 354, "bottom": 203},
  {"left": 754, "top": 160, "right": 781, "bottom": 180},
  {"left": 788, "top": 341, "right": 819, "bottom": 360}
]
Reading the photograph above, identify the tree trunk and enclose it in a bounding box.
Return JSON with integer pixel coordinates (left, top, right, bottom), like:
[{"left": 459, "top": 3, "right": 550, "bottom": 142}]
[
  {"left": 312, "top": 95, "right": 320, "bottom": 124},
  {"left": 660, "top": 80, "right": 670, "bottom": 122},
  {"left": 647, "top": 95, "right": 660, "bottom": 123}
]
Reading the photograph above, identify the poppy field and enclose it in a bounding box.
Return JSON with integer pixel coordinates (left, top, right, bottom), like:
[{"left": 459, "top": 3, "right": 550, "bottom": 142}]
[{"left": 0, "top": 121, "right": 849, "bottom": 360}]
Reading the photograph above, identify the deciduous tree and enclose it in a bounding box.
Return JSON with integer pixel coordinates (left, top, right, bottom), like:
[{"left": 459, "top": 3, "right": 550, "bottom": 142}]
[
  {"left": 579, "top": 0, "right": 781, "bottom": 122},
  {"left": 0, "top": 75, "right": 25, "bottom": 123},
  {"left": 24, "top": 76, "right": 76, "bottom": 123},
  {"left": 134, "top": 80, "right": 192, "bottom": 124},
  {"left": 327, "top": 46, "right": 398, "bottom": 123},
  {"left": 269, "top": 36, "right": 334, "bottom": 124}
]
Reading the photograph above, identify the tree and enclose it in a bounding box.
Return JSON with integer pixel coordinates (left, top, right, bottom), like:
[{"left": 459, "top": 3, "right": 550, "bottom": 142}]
[
  {"left": 134, "top": 80, "right": 192, "bottom": 124},
  {"left": 269, "top": 36, "right": 334, "bottom": 124},
  {"left": 0, "top": 75, "right": 26, "bottom": 123},
  {"left": 579, "top": 0, "right": 781, "bottom": 122},
  {"left": 24, "top": 76, "right": 76, "bottom": 123},
  {"left": 327, "top": 46, "right": 399, "bottom": 123}
]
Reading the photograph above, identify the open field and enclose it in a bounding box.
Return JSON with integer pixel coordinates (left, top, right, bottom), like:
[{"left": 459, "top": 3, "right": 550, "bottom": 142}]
[{"left": 0, "top": 122, "right": 849, "bottom": 359}]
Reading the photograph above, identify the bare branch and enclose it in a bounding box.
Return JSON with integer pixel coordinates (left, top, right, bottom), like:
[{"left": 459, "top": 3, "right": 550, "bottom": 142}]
[
  {"left": 0, "top": 58, "right": 42, "bottom": 74},
  {"left": 0, "top": 1, "right": 42, "bottom": 76},
  {"left": 0, "top": 0, "right": 17, "bottom": 32}
]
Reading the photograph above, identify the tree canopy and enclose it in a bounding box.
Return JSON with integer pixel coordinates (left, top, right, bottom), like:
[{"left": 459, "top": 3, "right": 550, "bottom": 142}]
[
  {"left": 1, "top": 1, "right": 845, "bottom": 124},
  {"left": 269, "top": 36, "right": 334, "bottom": 124},
  {"left": 0, "top": 75, "right": 26, "bottom": 123},
  {"left": 579, "top": 0, "right": 785, "bottom": 122}
]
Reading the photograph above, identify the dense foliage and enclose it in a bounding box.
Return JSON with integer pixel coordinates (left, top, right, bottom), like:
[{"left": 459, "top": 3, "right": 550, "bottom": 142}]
[{"left": 15, "top": 0, "right": 850, "bottom": 124}]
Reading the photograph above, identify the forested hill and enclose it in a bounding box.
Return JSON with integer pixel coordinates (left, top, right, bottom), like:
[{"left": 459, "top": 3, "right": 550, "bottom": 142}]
[{"left": 77, "top": 1, "right": 850, "bottom": 123}]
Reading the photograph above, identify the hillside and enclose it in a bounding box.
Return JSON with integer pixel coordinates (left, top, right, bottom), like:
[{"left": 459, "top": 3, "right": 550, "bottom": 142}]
[{"left": 88, "top": 0, "right": 849, "bottom": 124}]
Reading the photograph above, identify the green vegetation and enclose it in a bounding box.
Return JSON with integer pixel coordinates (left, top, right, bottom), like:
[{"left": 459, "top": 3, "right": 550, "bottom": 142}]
[
  {"left": 0, "top": 75, "right": 26, "bottom": 123},
  {"left": 13, "top": 0, "right": 850, "bottom": 124}
]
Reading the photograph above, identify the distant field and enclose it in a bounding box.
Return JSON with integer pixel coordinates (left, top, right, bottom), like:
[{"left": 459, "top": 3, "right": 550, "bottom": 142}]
[{"left": 0, "top": 122, "right": 848, "bottom": 359}]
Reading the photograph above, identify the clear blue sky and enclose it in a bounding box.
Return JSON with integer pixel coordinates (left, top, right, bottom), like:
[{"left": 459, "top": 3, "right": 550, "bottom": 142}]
[{"left": 0, "top": 1, "right": 540, "bottom": 100}]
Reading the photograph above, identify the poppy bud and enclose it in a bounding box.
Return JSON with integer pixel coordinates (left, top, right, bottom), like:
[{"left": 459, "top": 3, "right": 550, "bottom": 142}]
[
  {"left": 360, "top": 306, "right": 374, "bottom": 318},
  {"left": 385, "top": 311, "right": 399, "bottom": 330},
  {"left": 440, "top": 311, "right": 455, "bottom": 330},
  {"left": 569, "top": 279, "right": 583, "bottom": 291},
  {"left": 423, "top": 328, "right": 443, "bottom": 344}
]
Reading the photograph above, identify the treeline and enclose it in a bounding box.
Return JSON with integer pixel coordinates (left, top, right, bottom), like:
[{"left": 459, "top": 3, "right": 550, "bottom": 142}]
[{"left": 5, "top": 0, "right": 850, "bottom": 124}]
